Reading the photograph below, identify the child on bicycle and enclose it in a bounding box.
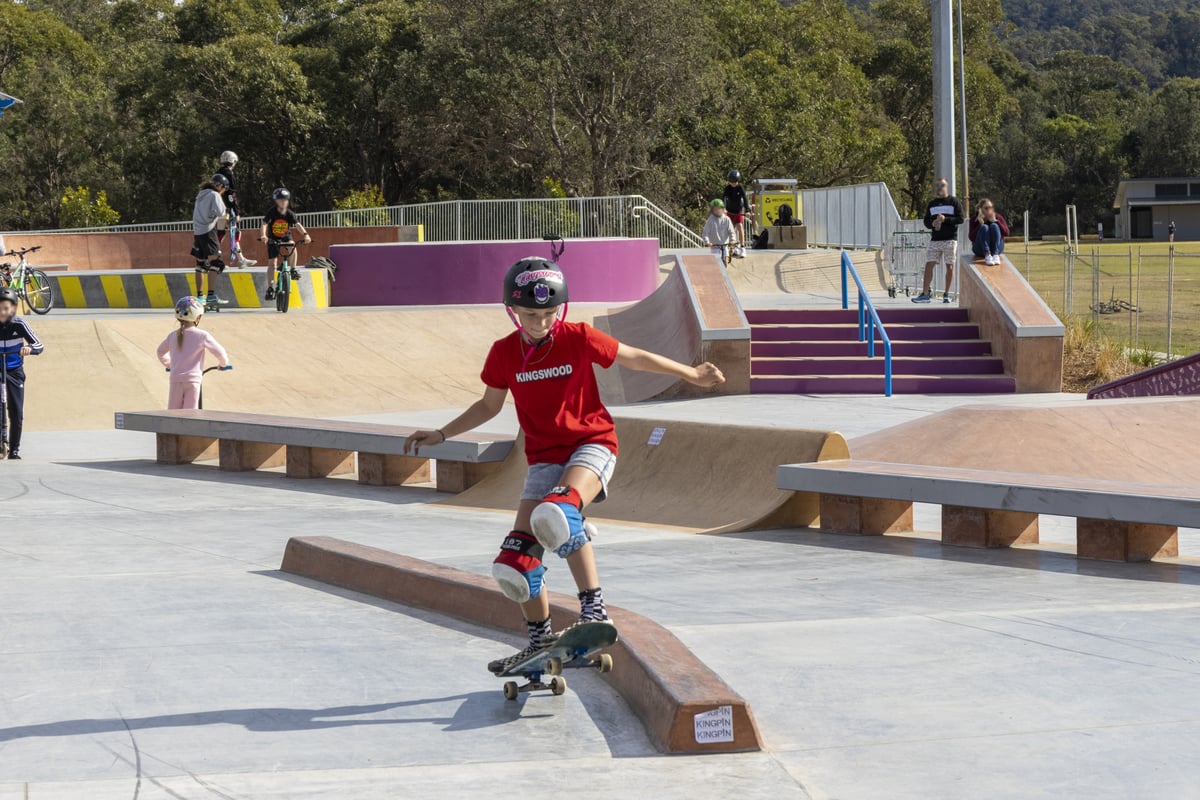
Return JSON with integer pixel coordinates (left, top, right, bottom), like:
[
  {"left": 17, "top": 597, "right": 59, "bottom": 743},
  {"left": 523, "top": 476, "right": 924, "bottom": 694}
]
[
  {"left": 723, "top": 170, "right": 750, "bottom": 258},
  {"left": 258, "top": 188, "right": 312, "bottom": 302},
  {"left": 404, "top": 258, "right": 725, "bottom": 673},
  {"left": 701, "top": 198, "right": 737, "bottom": 264},
  {"left": 216, "top": 150, "right": 256, "bottom": 269},
  {"left": 192, "top": 174, "right": 231, "bottom": 308},
  {"left": 0, "top": 286, "right": 45, "bottom": 460},
  {"left": 156, "top": 297, "right": 230, "bottom": 410}
]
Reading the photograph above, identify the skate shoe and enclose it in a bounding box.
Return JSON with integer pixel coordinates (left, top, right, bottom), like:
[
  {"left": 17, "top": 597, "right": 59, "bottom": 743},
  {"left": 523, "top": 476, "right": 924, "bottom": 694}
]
[
  {"left": 488, "top": 637, "right": 557, "bottom": 675},
  {"left": 492, "top": 531, "right": 547, "bottom": 603},
  {"left": 531, "top": 487, "right": 589, "bottom": 558}
]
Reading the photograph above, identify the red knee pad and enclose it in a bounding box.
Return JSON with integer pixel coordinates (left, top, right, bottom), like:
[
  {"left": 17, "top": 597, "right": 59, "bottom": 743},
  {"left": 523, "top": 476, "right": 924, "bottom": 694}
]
[
  {"left": 493, "top": 530, "right": 544, "bottom": 572},
  {"left": 542, "top": 485, "right": 583, "bottom": 511}
]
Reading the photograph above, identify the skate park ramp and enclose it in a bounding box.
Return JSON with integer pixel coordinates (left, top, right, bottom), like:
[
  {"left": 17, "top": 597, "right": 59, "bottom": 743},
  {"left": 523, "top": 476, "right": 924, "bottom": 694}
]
[
  {"left": 1087, "top": 351, "right": 1200, "bottom": 399},
  {"left": 724, "top": 248, "right": 885, "bottom": 298},
  {"left": 592, "top": 254, "right": 750, "bottom": 405},
  {"left": 440, "top": 417, "right": 849, "bottom": 533},
  {"left": 849, "top": 396, "right": 1200, "bottom": 483},
  {"left": 26, "top": 307, "right": 593, "bottom": 431}
]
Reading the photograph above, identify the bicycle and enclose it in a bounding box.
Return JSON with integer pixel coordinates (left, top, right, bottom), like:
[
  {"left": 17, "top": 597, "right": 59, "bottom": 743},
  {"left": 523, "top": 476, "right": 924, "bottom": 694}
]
[
  {"left": 1090, "top": 287, "right": 1140, "bottom": 315},
  {"left": 0, "top": 246, "right": 53, "bottom": 315},
  {"left": 269, "top": 240, "right": 302, "bottom": 313},
  {"left": 706, "top": 239, "right": 734, "bottom": 268}
]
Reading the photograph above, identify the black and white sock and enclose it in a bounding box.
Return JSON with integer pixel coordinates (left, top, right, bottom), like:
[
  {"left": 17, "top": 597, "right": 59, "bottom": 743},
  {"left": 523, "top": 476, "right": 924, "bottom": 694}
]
[
  {"left": 527, "top": 617, "right": 554, "bottom": 648},
  {"left": 579, "top": 587, "right": 606, "bottom": 621}
]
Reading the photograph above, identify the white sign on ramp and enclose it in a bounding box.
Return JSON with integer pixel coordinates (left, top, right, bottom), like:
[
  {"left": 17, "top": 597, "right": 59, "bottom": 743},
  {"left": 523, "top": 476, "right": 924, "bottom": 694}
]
[{"left": 694, "top": 705, "right": 734, "bottom": 744}]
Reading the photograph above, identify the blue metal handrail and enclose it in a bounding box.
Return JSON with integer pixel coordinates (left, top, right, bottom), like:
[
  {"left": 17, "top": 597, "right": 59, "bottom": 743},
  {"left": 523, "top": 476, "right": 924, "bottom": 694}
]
[{"left": 840, "top": 250, "right": 893, "bottom": 396}]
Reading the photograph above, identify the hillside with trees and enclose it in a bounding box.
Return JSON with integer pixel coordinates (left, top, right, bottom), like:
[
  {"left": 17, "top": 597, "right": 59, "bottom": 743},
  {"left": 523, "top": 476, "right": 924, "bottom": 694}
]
[{"left": 1, "top": 0, "right": 1198, "bottom": 235}]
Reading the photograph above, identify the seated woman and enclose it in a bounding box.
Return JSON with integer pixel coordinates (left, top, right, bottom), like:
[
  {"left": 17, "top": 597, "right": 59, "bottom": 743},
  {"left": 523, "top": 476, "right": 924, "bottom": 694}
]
[{"left": 969, "top": 199, "right": 1009, "bottom": 265}]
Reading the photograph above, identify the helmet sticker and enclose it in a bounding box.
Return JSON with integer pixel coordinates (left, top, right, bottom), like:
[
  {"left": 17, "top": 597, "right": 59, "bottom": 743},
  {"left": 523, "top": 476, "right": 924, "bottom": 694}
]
[
  {"left": 515, "top": 269, "right": 564, "bottom": 287},
  {"left": 533, "top": 284, "right": 551, "bottom": 304}
]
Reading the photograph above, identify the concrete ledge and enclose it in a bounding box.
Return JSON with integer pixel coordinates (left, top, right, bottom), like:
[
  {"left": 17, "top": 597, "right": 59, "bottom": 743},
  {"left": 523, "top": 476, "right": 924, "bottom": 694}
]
[{"left": 280, "top": 536, "right": 763, "bottom": 755}]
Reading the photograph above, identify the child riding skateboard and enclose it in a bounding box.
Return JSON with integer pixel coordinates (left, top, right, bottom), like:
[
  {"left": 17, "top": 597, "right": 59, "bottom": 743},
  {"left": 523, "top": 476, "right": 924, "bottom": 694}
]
[{"left": 405, "top": 258, "right": 725, "bottom": 673}]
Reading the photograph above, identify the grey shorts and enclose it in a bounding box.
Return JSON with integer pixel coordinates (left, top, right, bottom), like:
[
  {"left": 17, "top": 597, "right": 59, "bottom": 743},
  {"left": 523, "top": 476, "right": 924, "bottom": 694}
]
[{"left": 521, "top": 444, "right": 617, "bottom": 503}]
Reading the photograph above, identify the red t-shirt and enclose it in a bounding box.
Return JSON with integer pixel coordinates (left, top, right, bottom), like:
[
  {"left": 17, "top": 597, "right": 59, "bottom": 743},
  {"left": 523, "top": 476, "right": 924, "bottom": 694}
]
[{"left": 481, "top": 321, "right": 620, "bottom": 465}]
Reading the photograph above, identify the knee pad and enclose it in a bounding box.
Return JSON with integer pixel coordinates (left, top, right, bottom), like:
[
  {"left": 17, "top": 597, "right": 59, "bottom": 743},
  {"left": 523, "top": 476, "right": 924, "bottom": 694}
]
[
  {"left": 194, "top": 259, "right": 207, "bottom": 271},
  {"left": 492, "top": 531, "right": 546, "bottom": 603},
  {"left": 210, "top": 259, "right": 226, "bottom": 274},
  {"left": 531, "top": 486, "right": 588, "bottom": 559}
]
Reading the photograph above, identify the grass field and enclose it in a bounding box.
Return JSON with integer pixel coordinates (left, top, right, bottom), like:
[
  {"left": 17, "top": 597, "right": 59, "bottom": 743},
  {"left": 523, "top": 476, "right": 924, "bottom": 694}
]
[{"left": 1008, "top": 240, "right": 1200, "bottom": 357}]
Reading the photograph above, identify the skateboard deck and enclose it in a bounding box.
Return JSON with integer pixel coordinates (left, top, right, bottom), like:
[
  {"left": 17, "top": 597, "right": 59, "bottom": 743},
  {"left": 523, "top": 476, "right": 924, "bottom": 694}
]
[{"left": 496, "top": 620, "right": 618, "bottom": 700}]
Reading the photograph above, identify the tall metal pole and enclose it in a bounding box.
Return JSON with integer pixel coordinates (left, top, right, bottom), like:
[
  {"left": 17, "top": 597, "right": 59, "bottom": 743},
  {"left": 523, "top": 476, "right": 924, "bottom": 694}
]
[
  {"left": 932, "top": 0, "right": 956, "bottom": 195},
  {"left": 955, "top": 0, "right": 969, "bottom": 215}
]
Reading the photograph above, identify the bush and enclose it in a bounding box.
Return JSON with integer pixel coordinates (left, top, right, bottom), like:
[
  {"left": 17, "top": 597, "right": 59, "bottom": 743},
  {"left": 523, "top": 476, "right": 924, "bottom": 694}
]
[
  {"left": 333, "top": 185, "right": 390, "bottom": 226},
  {"left": 59, "top": 186, "right": 120, "bottom": 229}
]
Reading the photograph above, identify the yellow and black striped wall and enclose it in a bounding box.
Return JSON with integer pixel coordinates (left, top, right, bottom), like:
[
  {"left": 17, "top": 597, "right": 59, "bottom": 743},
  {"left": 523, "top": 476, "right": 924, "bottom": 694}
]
[{"left": 49, "top": 268, "right": 330, "bottom": 310}]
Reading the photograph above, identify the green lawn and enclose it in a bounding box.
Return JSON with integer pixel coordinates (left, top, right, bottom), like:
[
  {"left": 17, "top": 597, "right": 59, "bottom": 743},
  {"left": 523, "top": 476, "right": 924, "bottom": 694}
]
[{"left": 1008, "top": 240, "right": 1200, "bottom": 357}]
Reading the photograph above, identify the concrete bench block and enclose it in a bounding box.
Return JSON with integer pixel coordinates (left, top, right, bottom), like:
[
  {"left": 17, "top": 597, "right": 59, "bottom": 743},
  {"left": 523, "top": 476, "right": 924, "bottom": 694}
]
[
  {"left": 156, "top": 433, "right": 218, "bottom": 465},
  {"left": 287, "top": 446, "right": 356, "bottom": 479},
  {"left": 819, "top": 493, "right": 913, "bottom": 535},
  {"left": 358, "top": 452, "right": 431, "bottom": 486},
  {"left": 435, "top": 460, "right": 503, "bottom": 494},
  {"left": 1077, "top": 518, "right": 1178, "bottom": 562},
  {"left": 942, "top": 506, "right": 1039, "bottom": 548},
  {"left": 219, "top": 440, "right": 286, "bottom": 472}
]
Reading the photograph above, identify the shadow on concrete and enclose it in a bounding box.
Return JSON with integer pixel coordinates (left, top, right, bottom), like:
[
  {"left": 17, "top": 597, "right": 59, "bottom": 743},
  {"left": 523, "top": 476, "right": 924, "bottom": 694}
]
[
  {"left": 0, "top": 693, "right": 539, "bottom": 743},
  {"left": 58, "top": 458, "right": 435, "bottom": 507},
  {"left": 722, "top": 527, "right": 1200, "bottom": 586},
  {"left": 259, "top": 569, "right": 656, "bottom": 758}
]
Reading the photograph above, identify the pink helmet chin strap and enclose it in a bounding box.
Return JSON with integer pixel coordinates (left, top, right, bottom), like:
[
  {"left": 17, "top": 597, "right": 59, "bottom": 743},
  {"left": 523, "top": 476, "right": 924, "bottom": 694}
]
[{"left": 508, "top": 304, "right": 569, "bottom": 370}]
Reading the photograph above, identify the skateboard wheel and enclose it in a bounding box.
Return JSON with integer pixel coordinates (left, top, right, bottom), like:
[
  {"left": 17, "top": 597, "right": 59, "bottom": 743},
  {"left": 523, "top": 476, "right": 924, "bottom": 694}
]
[
  {"left": 503, "top": 681, "right": 519, "bottom": 701},
  {"left": 550, "top": 676, "right": 566, "bottom": 696},
  {"left": 546, "top": 657, "right": 563, "bottom": 676},
  {"left": 597, "top": 653, "right": 613, "bottom": 674}
]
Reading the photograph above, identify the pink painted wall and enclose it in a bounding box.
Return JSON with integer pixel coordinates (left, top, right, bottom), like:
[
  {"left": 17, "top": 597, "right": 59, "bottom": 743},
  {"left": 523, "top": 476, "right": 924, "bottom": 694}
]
[{"left": 328, "top": 238, "right": 659, "bottom": 306}]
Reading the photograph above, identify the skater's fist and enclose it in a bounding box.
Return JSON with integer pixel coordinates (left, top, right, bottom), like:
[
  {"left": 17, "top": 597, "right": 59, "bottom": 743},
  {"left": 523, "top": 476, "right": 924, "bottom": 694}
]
[
  {"left": 19, "top": 346, "right": 30, "bottom": 356},
  {"left": 690, "top": 362, "right": 725, "bottom": 387}
]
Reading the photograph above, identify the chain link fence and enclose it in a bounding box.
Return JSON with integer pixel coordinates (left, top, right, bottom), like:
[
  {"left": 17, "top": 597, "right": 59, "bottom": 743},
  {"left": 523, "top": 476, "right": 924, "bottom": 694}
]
[{"left": 1015, "top": 245, "right": 1200, "bottom": 358}]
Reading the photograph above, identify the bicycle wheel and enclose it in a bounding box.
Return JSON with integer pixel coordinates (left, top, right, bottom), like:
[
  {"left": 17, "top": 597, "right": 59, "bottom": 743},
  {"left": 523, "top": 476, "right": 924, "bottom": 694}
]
[
  {"left": 277, "top": 269, "right": 291, "bottom": 313},
  {"left": 22, "top": 269, "right": 53, "bottom": 314}
]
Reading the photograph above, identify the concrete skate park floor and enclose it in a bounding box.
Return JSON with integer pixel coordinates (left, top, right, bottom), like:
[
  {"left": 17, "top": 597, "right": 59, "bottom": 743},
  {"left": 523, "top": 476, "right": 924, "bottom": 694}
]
[{"left": 6, "top": 393, "right": 1200, "bottom": 799}]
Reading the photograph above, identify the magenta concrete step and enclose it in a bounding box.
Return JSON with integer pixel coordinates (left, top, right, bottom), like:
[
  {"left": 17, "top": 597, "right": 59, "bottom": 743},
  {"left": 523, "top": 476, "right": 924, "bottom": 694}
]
[
  {"left": 753, "top": 322, "right": 981, "bottom": 342},
  {"left": 752, "top": 356, "right": 1006, "bottom": 376},
  {"left": 746, "top": 308, "right": 969, "bottom": 325},
  {"left": 751, "top": 374, "right": 1017, "bottom": 394},
  {"left": 751, "top": 339, "right": 994, "bottom": 358}
]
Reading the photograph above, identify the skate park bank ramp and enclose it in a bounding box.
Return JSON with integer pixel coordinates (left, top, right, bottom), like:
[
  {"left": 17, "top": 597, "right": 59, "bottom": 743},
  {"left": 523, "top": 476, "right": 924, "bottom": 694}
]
[
  {"left": 592, "top": 253, "right": 751, "bottom": 404},
  {"left": 1088, "top": 351, "right": 1200, "bottom": 399},
  {"left": 28, "top": 308, "right": 606, "bottom": 431},
  {"left": 440, "top": 417, "right": 849, "bottom": 533}
]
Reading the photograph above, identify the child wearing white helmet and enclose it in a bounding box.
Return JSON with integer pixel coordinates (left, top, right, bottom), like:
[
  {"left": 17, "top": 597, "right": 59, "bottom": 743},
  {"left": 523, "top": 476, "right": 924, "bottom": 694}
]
[
  {"left": 405, "top": 258, "right": 725, "bottom": 674},
  {"left": 156, "top": 297, "right": 231, "bottom": 410}
]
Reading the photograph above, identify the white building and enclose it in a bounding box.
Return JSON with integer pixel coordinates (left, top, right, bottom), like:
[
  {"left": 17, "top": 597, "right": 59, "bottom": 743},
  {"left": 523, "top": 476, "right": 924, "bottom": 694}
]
[{"left": 1113, "top": 178, "right": 1200, "bottom": 240}]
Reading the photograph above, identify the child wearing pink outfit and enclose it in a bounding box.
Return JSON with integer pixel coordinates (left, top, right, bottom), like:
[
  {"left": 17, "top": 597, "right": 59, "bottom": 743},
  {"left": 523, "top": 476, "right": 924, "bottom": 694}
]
[{"left": 156, "top": 297, "right": 230, "bottom": 410}]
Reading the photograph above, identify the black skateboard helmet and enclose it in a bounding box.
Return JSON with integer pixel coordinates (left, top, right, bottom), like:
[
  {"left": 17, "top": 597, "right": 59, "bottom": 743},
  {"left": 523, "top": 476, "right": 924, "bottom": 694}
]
[
  {"left": 503, "top": 258, "right": 568, "bottom": 309},
  {"left": 210, "top": 173, "right": 230, "bottom": 187},
  {"left": 727, "top": 169, "right": 741, "bottom": 182},
  {"left": 0, "top": 287, "right": 17, "bottom": 306}
]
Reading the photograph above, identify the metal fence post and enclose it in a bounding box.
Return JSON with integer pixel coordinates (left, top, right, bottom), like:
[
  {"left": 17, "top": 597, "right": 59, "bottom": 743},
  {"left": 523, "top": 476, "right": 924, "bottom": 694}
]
[{"left": 1167, "top": 245, "right": 1175, "bottom": 357}]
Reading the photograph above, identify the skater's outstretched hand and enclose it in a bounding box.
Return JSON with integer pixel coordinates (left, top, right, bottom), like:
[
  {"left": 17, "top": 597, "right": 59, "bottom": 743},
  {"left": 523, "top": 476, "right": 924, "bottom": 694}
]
[
  {"left": 688, "top": 362, "right": 725, "bottom": 387},
  {"left": 405, "top": 429, "right": 445, "bottom": 455}
]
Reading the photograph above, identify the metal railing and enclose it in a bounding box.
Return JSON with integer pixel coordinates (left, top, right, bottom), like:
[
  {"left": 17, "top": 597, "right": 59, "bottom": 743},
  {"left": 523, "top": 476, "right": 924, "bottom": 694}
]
[
  {"left": 801, "top": 182, "right": 919, "bottom": 250},
  {"left": 0, "top": 195, "right": 703, "bottom": 249},
  {"left": 840, "top": 249, "right": 893, "bottom": 396}
]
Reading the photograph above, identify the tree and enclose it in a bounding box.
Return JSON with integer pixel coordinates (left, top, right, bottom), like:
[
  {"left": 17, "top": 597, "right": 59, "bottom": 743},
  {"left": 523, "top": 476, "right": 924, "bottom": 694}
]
[{"left": 1136, "top": 78, "right": 1200, "bottom": 177}]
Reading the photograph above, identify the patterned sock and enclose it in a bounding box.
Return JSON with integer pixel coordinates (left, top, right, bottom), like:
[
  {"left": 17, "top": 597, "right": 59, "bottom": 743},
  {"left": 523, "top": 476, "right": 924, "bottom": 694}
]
[
  {"left": 527, "top": 617, "right": 554, "bottom": 648},
  {"left": 579, "top": 587, "right": 607, "bottom": 622}
]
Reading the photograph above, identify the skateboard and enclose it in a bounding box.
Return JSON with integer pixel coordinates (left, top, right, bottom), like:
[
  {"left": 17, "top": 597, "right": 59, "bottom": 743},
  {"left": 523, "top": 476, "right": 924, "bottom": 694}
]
[
  {"left": 204, "top": 294, "right": 229, "bottom": 313},
  {"left": 496, "top": 620, "right": 618, "bottom": 700}
]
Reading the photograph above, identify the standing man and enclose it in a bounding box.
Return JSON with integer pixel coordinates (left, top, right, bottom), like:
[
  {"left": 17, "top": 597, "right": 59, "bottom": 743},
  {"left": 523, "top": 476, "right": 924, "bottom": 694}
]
[
  {"left": 914, "top": 177, "right": 964, "bottom": 304},
  {"left": 1169, "top": 220, "right": 1177, "bottom": 243}
]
